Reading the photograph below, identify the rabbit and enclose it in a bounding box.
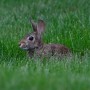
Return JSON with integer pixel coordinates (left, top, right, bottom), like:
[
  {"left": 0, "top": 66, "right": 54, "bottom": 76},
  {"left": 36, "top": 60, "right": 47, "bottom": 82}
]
[{"left": 19, "top": 19, "right": 71, "bottom": 58}]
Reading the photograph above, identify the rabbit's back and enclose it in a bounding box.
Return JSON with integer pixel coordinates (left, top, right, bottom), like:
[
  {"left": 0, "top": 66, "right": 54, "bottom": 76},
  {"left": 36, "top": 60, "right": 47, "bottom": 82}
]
[{"left": 36, "top": 44, "right": 70, "bottom": 57}]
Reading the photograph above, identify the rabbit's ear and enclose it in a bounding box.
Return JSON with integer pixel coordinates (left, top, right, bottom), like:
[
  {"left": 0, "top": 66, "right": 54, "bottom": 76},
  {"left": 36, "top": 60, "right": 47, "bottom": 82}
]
[
  {"left": 30, "top": 20, "right": 37, "bottom": 32},
  {"left": 37, "top": 20, "right": 45, "bottom": 35}
]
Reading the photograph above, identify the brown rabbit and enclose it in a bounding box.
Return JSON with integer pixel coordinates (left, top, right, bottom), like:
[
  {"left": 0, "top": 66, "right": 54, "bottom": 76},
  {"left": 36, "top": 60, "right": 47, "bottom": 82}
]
[{"left": 19, "top": 19, "right": 71, "bottom": 58}]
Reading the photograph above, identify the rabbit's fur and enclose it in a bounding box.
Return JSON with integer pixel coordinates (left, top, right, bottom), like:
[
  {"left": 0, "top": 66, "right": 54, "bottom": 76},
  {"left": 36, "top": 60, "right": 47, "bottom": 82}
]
[{"left": 19, "top": 19, "right": 71, "bottom": 58}]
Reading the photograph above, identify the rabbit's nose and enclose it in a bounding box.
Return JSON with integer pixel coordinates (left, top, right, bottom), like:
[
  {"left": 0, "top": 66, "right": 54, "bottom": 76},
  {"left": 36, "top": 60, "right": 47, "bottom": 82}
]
[
  {"left": 19, "top": 43, "right": 24, "bottom": 48},
  {"left": 19, "top": 42, "right": 24, "bottom": 46},
  {"left": 19, "top": 43, "right": 23, "bottom": 48},
  {"left": 19, "top": 42, "right": 26, "bottom": 48},
  {"left": 19, "top": 43, "right": 21, "bottom": 47}
]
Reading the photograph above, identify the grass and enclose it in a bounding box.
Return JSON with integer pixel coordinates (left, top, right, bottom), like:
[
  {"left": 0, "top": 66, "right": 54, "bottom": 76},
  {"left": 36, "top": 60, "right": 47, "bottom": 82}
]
[{"left": 0, "top": 0, "right": 90, "bottom": 90}]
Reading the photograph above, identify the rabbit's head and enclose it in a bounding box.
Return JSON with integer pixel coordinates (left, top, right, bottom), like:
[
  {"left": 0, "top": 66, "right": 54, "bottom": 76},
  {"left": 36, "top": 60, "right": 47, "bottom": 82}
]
[{"left": 19, "top": 19, "right": 45, "bottom": 50}]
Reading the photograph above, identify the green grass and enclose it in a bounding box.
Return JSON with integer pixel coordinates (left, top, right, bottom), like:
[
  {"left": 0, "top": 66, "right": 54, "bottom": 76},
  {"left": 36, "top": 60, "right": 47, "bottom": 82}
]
[{"left": 0, "top": 0, "right": 90, "bottom": 90}]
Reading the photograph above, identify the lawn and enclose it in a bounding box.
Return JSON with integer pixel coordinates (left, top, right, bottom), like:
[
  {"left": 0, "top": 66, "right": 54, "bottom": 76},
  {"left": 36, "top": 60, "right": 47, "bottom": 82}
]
[{"left": 0, "top": 0, "right": 90, "bottom": 90}]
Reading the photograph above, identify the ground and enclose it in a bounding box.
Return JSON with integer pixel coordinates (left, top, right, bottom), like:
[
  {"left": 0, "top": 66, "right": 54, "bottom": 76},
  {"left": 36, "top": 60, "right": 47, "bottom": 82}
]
[{"left": 0, "top": 0, "right": 90, "bottom": 90}]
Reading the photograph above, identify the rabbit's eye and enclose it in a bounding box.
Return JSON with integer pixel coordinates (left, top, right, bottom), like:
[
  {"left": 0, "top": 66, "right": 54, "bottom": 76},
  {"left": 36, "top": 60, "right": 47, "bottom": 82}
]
[{"left": 28, "top": 36, "right": 34, "bottom": 41}]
